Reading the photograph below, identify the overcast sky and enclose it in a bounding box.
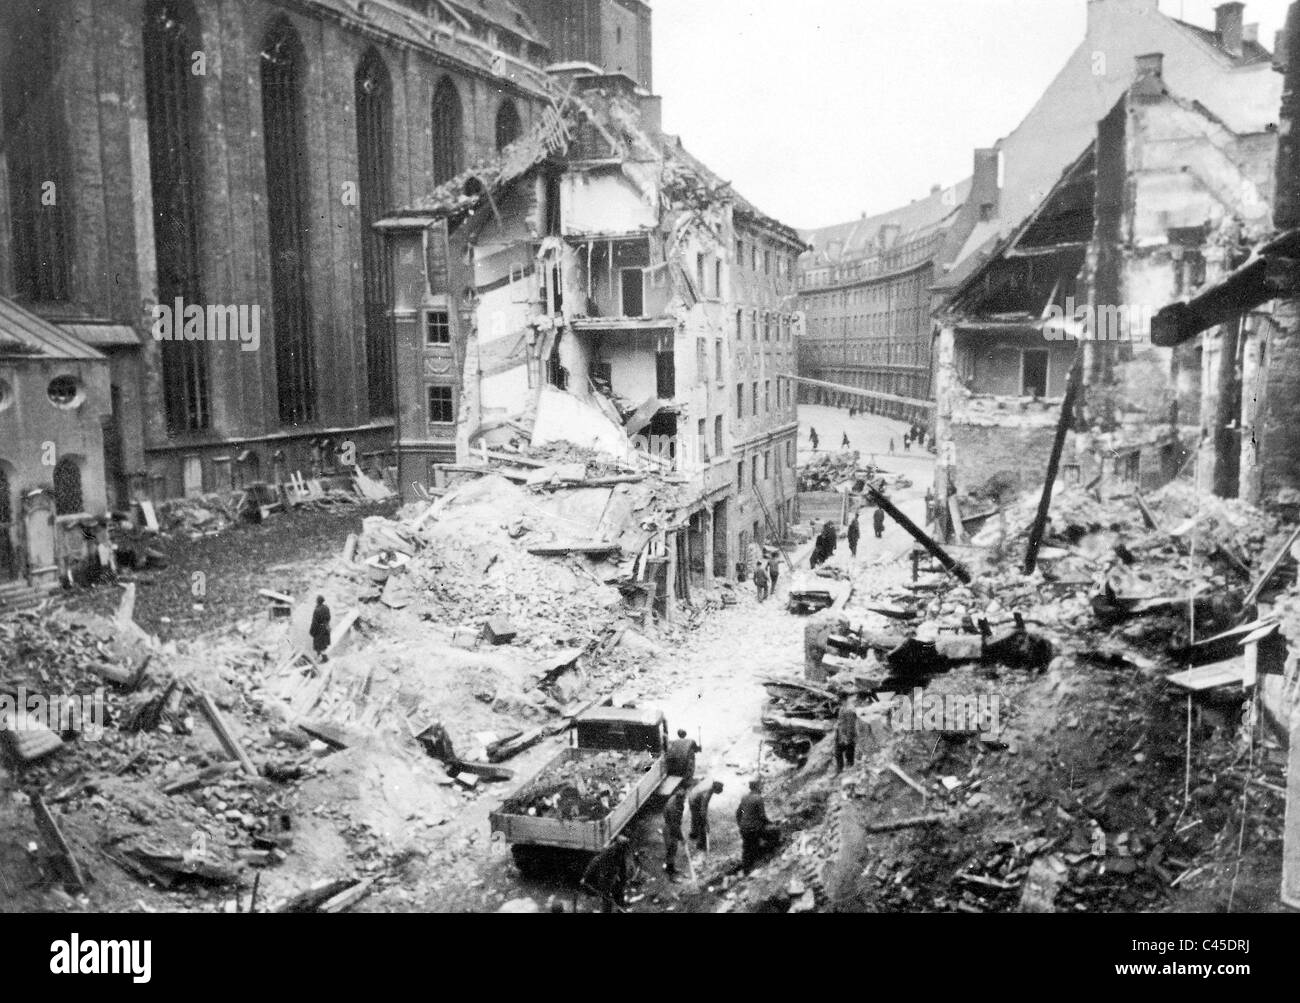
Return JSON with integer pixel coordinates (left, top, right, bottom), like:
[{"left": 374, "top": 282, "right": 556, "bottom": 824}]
[{"left": 651, "top": 0, "right": 1294, "bottom": 231}]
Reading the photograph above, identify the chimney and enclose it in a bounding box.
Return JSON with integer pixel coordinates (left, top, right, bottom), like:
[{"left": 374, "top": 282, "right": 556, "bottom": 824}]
[
  {"left": 1243, "top": 23, "right": 1259, "bottom": 44},
  {"left": 1216, "top": 2, "right": 1245, "bottom": 58},
  {"left": 1136, "top": 52, "right": 1164, "bottom": 77}
]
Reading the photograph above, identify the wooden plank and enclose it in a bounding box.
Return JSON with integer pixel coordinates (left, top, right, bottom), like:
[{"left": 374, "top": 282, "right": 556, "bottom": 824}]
[
  {"left": 31, "top": 794, "right": 86, "bottom": 891},
  {"left": 1165, "top": 658, "right": 1249, "bottom": 693},
  {"left": 526, "top": 542, "right": 619, "bottom": 556},
  {"left": 327, "top": 609, "right": 360, "bottom": 654},
  {"left": 487, "top": 726, "right": 546, "bottom": 763},
  {"left": 194, "top": 690, "right": 258, "bottom": 776},
  {"left": 258, "top": 588, "right": 294, "bottom": 605},
  {"left": 320, "top": 878, "right": 374, "bottom": 914},
  {"left": 162, "top": 760, "right": 242, "bottom": 796},
  {"left": 449, "top": 760, "right": 514, "bottom": 782},
  {"left": 1170, "top": 654, "right": 1248, "bottom": 691},
  {"left": 947, "top": 496, "right": 969, "bottom": 543},
  {"left": 139, "top": 500, "right": 160, "bottom": 532},
  {"left": 865, "top": 814, "right": 947, "bottom": 833},
  {"left": 888, "top": 762, "right": 929, "bottom": 799},
  {"left": 1244, "top": 524, "right": 1300, "bottom": 608}
]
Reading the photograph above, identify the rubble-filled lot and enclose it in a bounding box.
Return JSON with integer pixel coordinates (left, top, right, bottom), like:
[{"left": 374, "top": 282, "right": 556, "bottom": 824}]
[{"left": 705, "top": 475, "right": 1297, "bottom": 913}]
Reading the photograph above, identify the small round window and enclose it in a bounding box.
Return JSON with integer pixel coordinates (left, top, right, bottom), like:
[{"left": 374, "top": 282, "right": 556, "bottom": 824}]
[{"left": 47, "top": 375, "right": 83, "bottom": 409}]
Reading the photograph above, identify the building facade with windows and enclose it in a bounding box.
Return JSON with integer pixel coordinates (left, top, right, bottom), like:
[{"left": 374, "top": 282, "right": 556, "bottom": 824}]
[
  {"left": 0, "top": 0, "right": 554, "bottom": 511},
  {"left": 795, "top": 151, "right": 995, "bottom": 427},
  {"left": 379, "top": 68, "right": 804, "bottom": 587}
]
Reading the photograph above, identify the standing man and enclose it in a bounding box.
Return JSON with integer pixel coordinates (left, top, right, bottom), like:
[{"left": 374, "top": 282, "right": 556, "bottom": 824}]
[
  {"left": 666, "top": 729, "right": 701, "bottom": 784},
  {"left": 872, "top": 507, "right": 886, "bottom": 540},
  {"left": 818, "top": 521, "right": 838, "bottom": 565},
  {"left": 581, "top": 835, "right": 631, "bottom": 913},
  {"left": 835, "top": 695, "right": 859, "bottom": 774},
  {"left": 754, "top": 560, "right": 769, "bottom": 602},
  {"left": 889, "top": 437, "right": 895, "bottom": 455},
  {"left": 767, "top": 554, "right": 781, "bottom": 595},
  {"left": 736, "top": 779, "right": 778, "bottom": 873},
  {"left": 663, "top": 785, "right": 686, "bottom": 880},
  {"left": 809, "top": 427, "right": 820, "bottom": 452},
  {"left": 688, "top": 779, "right": 724, "bottom": 851},
  {"left": 310, "top": 595, "right": 332, "bottom": 664},
  {"left": 847, "top": 512, "right": 861, "bottom": 558},
  {"left": 841, "top": 432, "right": 850, "bottom": 450}
]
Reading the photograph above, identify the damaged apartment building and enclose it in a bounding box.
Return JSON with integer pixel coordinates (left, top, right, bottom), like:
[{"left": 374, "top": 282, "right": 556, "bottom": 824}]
[
  {"left": 376, "top": 68, "right": 806, "bottom": 591},
  {"left": 931, "top": 0, "right": 1283, "bottom": 523},
  {"left": 1151, "top": 1, "right": 1300, "bottom": 511}
]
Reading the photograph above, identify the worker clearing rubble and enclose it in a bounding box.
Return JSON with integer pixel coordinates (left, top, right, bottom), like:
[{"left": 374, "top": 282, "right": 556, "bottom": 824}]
[
  {"left": 663, "top": 786, "right": 687, "bottom": 880},
  {"left": 688, "top": 779, "right": 724, "bottom": 851},
  {"left": 736, "top": 779, "right": 780, "bottom": 874},
  {"left": 666, "top": 728, "right": 701, "bottom": 783},
  {"left": 581, "top": 835, "right": 631, "bottom": 913}
]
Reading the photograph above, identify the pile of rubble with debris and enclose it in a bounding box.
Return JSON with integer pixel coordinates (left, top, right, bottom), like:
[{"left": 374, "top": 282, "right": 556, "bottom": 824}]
[
  {"left": 0, "top": 447, "right": 695, "bottom": 913},
  {"left": 720, "top": 474, "right": 1298, "bottom": 913}
]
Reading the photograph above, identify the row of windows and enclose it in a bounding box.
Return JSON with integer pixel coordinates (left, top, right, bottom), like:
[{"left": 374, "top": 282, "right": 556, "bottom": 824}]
[
  {"left": 803, "top": 342, "right": 928, "bottom": 367},
  {"left": 734, "top": 310, "right": 795, "bottom": 342},
  {"left": 736, "top": 440, "right": 796, "bottom": 492},
  {"left": 735, "top": 379, "right": 793, "bottom": 420},
  {"left": 806, "top": 274, "right": 928, "bottom": 314},
  {"left": 735, "top": 237, "right": 797, "bottom": 281},
  {"left": 806, "top": 307, "right": 927, "bottom": 340}
]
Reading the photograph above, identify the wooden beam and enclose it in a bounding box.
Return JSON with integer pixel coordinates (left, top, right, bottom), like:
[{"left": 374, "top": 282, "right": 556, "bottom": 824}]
[
  {"left": 1023, "top": 351, "right": 1083, "bottom": 575},
  {"left": 867, "top": 486, "right": 971, "bottom": 584},
  {"left": 193, "top": 690, "right": 258, "bottom": 776}
]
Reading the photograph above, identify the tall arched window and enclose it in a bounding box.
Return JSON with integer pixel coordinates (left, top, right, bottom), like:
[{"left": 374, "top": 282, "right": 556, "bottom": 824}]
[
  {"left": 0, "top": 462, "right": 14, "bottom": 581},
  {"left": 261, "top": 19, "right": 316, "bottom": 426},
  {"left": 495, "top": 99, "right": 521, "bottom": 152},
  {"left": 431, "top": 77, "right": 463, "bottom": 185},
  {"left": 143, "top": 0, "right": 211, "bottom": 434},
  {"left": 53, "top": 457, "right": 82, "bottom": 515},
  {"left": 355, "top": 50, "right": 394, "bottom": 418},
  {"left": 3, "top": 0, "right": 70, "bottom": 303}
]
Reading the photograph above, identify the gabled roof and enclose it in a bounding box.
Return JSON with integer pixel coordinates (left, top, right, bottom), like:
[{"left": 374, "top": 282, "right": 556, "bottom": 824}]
[
  {"left": 0, "top": 297, "right": 104, "bottom": 361},
  {"left": 1170, "top": 18, "right": 1273, "bottom": 66}
]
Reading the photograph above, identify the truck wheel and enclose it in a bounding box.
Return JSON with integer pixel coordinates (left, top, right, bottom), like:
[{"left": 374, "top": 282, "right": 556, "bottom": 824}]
[{"left": 511, "top": 845, "right": 547, "bottom": 881}]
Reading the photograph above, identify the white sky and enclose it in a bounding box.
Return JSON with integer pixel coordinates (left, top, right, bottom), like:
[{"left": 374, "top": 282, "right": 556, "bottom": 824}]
[{"left": 651, "top": 0, "right": 1294, "bottom": 231}]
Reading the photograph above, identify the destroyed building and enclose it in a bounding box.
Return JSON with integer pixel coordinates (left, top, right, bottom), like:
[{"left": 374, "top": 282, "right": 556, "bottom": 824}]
[
  {"left": 0, "top": 0, "right": 558, "bottom": 517},
  {"left": 1151, "top": 2, "right": 1300, "bottom": 511},
  {"left": 795, "top": 151, "right": 995, "bottom": 427},
  {"left": 377, "top": 67, "right": 807, "bottom": 594},
  {"left": 928, "top": 0, "right": 1284, "bottom": 516}
]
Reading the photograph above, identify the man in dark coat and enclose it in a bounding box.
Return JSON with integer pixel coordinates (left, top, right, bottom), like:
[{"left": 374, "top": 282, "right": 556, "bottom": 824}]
[
  {"left": 663, "top": 786, "right": 687, "bottom": 879},
  {"left": 818, "top": 521, "right": 838, "bottom": 563},
  {"left": 847, "top": 513, "right": 861, "bottom": 558},
  {"left": 310, "top": 596, "right": 332, "bottom": 663},
  {"left": 688, "top": 780, "right": 724, "bottom": 851},
  {"left": 665, "top": 729, "right": 700, "bottom": 783},
  {"left": 754, "top": 561, "right": 769, "bottom": 602},
  {"left": 581, "top": 835, "right": 631, "bottom": 913},
  {"left": 835, "top": 695, "right": 859, "bottom": 774},
  {"left": 872, "top": 507, "right": 886, "bottom": 540},
  {"left": 736, "top": 779, "right": 778, "bottom": 873},
  {"left": 809, "top": 428, "right": 820, "bottom": 452},
  {"left": 767, "top": 556, "right": 781, "bottom": 594}
]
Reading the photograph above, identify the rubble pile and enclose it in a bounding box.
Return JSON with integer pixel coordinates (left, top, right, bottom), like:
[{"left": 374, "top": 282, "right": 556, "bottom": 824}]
[
  {"left": 798, "top": 452, "right": 883, "bottom": 493},
  {"left": 501, "top": 749, "right": 657, "bottom": 821}
]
